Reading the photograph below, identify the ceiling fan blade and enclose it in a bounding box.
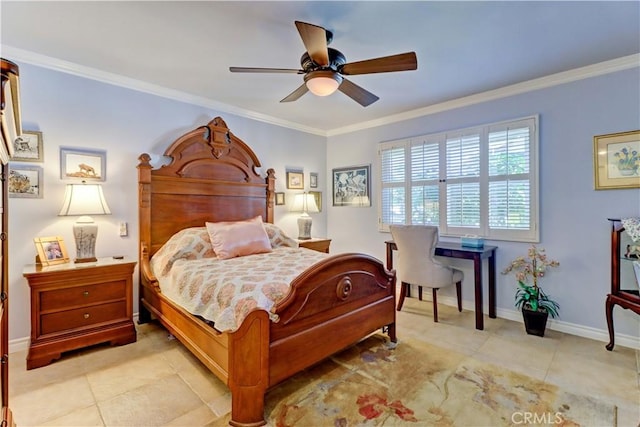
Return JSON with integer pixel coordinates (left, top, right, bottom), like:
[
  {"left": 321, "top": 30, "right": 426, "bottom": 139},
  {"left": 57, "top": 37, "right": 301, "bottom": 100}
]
[
  {"left": 295, "top": 21, "right": 329, "bottom": 66},
  {"left": 339, "top": 78, "right": 379, "bottom": 107},
  {"left": 229, "top": 67, "right": 303, "bottom": 74},
  {"left": 280, "top": 83, "right": 309, "bottom": 103},
  {"left": 340, "top": 52, "right": 417, "bottom": 75}
]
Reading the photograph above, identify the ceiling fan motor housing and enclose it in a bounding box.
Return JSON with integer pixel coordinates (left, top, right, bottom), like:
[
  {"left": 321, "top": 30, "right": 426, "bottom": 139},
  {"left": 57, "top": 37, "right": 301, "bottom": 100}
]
[{"left": 300, "top": 48, "right": 346, "bottom": 72}]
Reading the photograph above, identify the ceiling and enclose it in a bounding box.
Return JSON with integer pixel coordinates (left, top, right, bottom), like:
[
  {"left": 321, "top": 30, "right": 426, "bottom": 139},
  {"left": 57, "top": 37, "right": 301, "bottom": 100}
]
[{"left": 1, "top": 1, "right": 639, "bottom": 135}]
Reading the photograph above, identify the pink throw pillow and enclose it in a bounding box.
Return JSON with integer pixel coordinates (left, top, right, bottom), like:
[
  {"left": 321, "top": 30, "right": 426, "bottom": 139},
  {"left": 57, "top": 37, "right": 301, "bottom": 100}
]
[{"left": 206, "top": 216, "right": 272, "bottom": 260}]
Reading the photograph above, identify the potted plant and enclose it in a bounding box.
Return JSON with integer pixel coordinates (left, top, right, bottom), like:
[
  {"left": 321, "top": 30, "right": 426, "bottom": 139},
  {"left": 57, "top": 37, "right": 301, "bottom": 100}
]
[{"left": 502, "top": 245, "right": 560, "bottom": 336}]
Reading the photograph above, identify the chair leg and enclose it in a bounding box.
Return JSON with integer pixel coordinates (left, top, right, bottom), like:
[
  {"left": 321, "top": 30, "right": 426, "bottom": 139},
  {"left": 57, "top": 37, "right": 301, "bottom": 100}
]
[
  {"left": 397, "top": 282, "right": 408, "bottom": 311},
  {"left": 456, "top": 281, "right": 462, "bottom": 312},
  {"left": 432, "top": 288, "right": 438, "bottom": 322},
  {"left": 418, "top": 286, "right": 423, "bottom": 301}
]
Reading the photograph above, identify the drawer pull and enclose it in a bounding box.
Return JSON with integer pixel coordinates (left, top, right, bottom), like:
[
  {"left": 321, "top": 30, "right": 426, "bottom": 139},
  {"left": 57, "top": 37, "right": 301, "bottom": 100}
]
[
  {"left": 83, "top": 313, "right": 90, "bottom": 319},
  {"left": 83, "top": 291, "right": 90, "bottom": 297}
]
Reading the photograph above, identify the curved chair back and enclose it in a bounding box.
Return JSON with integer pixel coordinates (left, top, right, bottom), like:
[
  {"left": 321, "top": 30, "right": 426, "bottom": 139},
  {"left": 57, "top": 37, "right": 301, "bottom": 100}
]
[{"left": 390, "top": 225, "right": 456, "bottom": 289}]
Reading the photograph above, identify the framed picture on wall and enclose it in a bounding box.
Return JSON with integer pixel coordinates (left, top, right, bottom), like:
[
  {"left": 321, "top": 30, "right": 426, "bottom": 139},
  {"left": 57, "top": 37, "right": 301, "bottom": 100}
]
[
  {"left": 11, "top": 130, "right": 44, "bottom": 162},
  {"left": 593, "top": 130, "right": 640, "bottom": 190},
  {"left": 332, "top": 164, "right": 371, "bottom": 207},
  {"left": 310, "top": 172, "right": 318, "bottom": 188},
  {"left": 8, "top": 164, "right": 43, "bottom": 198},
  {"left": 275, "top": 192, "right": 285, "bottom": 205},
  {"left": 309, "top": 191, "right": 322, "bottom": 212},
  {"left": 60, "top": 147, "right": 106, "bottom": 181},
  {"left": 286, "top": 171, "right": 304, "bottom": 189}
]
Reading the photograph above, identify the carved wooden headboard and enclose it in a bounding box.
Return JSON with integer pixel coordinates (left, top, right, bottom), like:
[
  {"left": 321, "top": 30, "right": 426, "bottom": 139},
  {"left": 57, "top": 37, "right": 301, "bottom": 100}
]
[{"left": 138, "top": 117, "right": 275, "bottom": 257}]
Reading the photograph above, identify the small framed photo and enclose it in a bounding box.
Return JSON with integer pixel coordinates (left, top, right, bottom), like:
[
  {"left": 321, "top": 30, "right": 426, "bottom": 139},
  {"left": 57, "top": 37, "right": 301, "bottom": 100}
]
[
  {"left": 60, "top": 147, "right": 106, "bottom": 181},
  {"left": 34, "top": 236, "right": 70, "bottom": 266},
  {"left": 309, "top": 191, "right": 322, "bottom": 212},
  {"left": 594, "top": 130, "right": 640, "bottom": 190},
  {"left": 309, "top": 172, "right": 318, "bottom": 188},
  {"left": 11, "top": 131, "right": 43, "bottom": 162},
  {"left": 8, "top": 164, "right": 43, "bottom": 198},
  {"left": 332, "top": 164, "right": 371, "bottom": 207},
  {"left": 286, "top": 171, "right": 304, "bottom": 189},
  {"left": 275, "top": 192, "right": 286, "bottom": 205}
]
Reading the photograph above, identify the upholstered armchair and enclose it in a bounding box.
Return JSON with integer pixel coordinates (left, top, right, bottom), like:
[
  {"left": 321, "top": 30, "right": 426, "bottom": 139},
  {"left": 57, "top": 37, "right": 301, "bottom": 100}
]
[{"left": 390, "top": 225, "right": 463, "bottom": 322}]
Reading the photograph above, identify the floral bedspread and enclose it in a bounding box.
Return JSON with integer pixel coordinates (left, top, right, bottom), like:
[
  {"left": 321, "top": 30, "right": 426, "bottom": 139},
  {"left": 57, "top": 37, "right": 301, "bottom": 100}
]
[{"left": 152, "top": 247, "right": 328, "bottom": 332}]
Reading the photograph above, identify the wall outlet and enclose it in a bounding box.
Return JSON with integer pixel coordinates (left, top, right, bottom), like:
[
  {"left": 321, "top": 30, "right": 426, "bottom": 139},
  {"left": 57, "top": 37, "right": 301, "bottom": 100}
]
[{"left": 119, "top": 222, "right": 128, "bottom": 237}]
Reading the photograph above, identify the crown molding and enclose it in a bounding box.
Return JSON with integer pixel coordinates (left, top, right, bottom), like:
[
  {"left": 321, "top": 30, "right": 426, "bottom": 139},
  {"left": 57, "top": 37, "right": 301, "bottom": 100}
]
[
  {"left": 2, "top": 45, "right": 637, "bottom": 138},
  {"left": 0, "top": 45, "right": 327, "bottom": 137},
  {"left": 327, "top": 54, "right": 639, "bottom": 136}
]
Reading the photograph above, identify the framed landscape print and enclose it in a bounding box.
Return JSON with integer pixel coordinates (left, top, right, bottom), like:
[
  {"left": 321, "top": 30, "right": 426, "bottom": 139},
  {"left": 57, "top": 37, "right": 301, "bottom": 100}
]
[
  {"left": 594, "top": 130, "right": 640, "bottom": 190},
  {"left": 60, "top": 147, "right": 106, "bottom": 181},
  {"left": 332, "top": 164, "right": 371, "bottom": 207},
  {"left": 11, "top": 130, "right": 43, "bottom": 162}
]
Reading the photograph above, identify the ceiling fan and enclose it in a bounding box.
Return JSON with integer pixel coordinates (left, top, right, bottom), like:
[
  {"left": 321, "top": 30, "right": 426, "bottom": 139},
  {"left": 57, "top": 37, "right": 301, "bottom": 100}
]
[{"left": 229, "top": 21, "right": 418, "bottom": 107}]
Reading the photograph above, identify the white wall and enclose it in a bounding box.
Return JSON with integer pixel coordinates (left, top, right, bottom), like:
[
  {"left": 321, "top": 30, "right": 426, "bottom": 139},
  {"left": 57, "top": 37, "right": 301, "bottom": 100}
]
[
  {"left": 326, "top": 68, "right": 640, "bottom": 346},
  {"left": 8, "top": 61, "right": 640, "bottom": 350},
  {"left": 9, "top": 63, "right": 327, "bottom": 343}
]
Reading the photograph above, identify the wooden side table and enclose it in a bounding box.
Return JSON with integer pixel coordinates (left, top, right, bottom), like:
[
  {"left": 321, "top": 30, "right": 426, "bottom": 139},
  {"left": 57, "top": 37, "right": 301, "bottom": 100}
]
[
  {"left": 23, "top": 257, "right": 137, "bottom": 369},
  {"left": 297, "top": 238, "right": 331, "bottom": 253}
]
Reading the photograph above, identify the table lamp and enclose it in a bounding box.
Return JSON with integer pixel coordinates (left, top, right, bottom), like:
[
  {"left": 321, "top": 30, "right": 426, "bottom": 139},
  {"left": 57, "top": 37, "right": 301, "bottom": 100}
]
[
  {"left": 59, "top": 181, "right": 111, "bottom": 262},
  {"left": 290, "top": 192, "right": 319, "bottom": 240}
]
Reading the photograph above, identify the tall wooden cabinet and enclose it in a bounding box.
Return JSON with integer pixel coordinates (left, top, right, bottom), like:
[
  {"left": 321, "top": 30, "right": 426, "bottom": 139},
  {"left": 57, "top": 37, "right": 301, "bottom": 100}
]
[
  {"left": 605, "top": 218, "right": 640, "bottom": 350},
  {"left": 1, "top": 57, "right": 21, "bottom": 427},
  {"left": 0, "top": 161, "right": 12, "bottom": 426}
]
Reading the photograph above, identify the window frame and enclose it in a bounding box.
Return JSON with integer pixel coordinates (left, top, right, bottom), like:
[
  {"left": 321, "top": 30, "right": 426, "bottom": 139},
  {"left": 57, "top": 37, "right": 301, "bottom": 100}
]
[{"left": 377, "top": 115, "right": 539, "bottom": 242}]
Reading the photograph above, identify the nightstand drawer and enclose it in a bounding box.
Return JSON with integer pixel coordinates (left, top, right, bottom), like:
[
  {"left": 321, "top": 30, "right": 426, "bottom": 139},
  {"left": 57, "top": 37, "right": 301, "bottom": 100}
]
[
  {"left": 40, "top": 280, "right": 126, "bottom": 311},
  {"left": 41, "top": 301, "right": 127, "bottom": 335}
]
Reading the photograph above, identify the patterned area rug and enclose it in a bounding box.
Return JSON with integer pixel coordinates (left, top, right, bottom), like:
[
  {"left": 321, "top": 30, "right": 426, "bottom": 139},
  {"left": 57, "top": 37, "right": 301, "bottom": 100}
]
[{"left": 215, "top": 335, "right": 616, "bottom": 426}]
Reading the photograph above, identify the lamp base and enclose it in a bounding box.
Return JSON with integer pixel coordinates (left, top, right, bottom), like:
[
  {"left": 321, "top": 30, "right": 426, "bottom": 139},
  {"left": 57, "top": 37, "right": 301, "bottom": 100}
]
[
  {"left": 75, "top": 256, "right": 98, "bottom": 264},
  {"left": 73, "top": 217, "right": 99, "bottom": 263},
  {"left": 297, "top": 215, "right": 313, "bottom": 240}
]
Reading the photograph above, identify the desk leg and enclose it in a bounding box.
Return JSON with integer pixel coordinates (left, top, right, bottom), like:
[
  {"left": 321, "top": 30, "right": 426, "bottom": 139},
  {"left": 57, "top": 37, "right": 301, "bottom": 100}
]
[
  {"left": 488, "top": 253, "right": 496, "bottom": 319},
  {"left": 474, "top": 256, "right": 484, "bottom": 330}
]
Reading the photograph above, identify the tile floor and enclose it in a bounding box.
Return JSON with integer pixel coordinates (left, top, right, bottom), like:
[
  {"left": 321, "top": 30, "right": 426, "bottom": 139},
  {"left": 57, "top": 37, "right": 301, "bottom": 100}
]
[{"left": 9, "top": 298, "right": 640, "bottom": 426}]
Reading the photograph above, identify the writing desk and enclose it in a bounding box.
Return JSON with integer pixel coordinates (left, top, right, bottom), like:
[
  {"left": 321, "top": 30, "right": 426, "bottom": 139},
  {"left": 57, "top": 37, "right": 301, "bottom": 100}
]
[{"left": 385, "top": 240, "right": 497, "bottom": 330}]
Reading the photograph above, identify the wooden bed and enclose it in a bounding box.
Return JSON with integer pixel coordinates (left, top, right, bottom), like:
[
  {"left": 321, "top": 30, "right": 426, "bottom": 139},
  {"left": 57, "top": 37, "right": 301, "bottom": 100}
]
[{"left": 137, "top": 117, "right": 396, "bottom": 426}]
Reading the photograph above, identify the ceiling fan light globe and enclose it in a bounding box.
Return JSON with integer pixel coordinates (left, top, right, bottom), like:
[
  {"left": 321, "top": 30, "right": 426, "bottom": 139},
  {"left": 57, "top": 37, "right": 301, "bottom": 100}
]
[{"left": 304, "top": 71, "right": 342, "bottom": 96}]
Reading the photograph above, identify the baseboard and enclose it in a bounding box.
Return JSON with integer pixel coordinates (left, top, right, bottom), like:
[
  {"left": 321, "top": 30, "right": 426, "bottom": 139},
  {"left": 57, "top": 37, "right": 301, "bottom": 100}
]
[
  {"left": 8, "top": 336, "right": 29, "bottom": 355},
  {"left": 9, "top": 307, "right": 639, "bottom": 354},
  {"left": 435, "top": 295, "right": 640, "bottom": 350}
]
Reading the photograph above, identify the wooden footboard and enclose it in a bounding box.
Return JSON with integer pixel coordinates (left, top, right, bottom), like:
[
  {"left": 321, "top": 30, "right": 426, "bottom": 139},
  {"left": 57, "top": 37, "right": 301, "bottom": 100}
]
[{"left": 270, "top": 253, "right": 396, "bottom": 384}]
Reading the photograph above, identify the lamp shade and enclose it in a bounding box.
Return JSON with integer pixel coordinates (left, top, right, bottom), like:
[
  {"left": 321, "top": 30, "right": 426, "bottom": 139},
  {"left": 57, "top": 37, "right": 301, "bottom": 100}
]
[
  {"left": 59, "top": 182, "right": 110, "bottom": 263},
  {"left": 304, "top": 70, "right": 342, "bottom": 97},
  {"left": 290, "top": 193, "right": 319, "bottom": 214},
  {"left": 59, "top": 183, "right": 111, "bottom": 217}
]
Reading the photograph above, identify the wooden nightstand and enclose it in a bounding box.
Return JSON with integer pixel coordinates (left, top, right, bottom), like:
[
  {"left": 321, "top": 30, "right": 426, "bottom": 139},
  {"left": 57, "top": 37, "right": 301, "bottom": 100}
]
[
  {"left": 23, "top": 257, "right": 137, "bottom": 369},
  {"left": 297, "top": 238, "right": 331, "bottom": 253}
]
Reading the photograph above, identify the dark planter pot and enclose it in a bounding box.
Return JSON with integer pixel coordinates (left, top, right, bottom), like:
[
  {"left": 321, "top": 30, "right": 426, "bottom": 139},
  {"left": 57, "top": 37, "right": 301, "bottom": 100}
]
[{"left": 522, "top": 308, "right": 549, "bottom": 337}]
